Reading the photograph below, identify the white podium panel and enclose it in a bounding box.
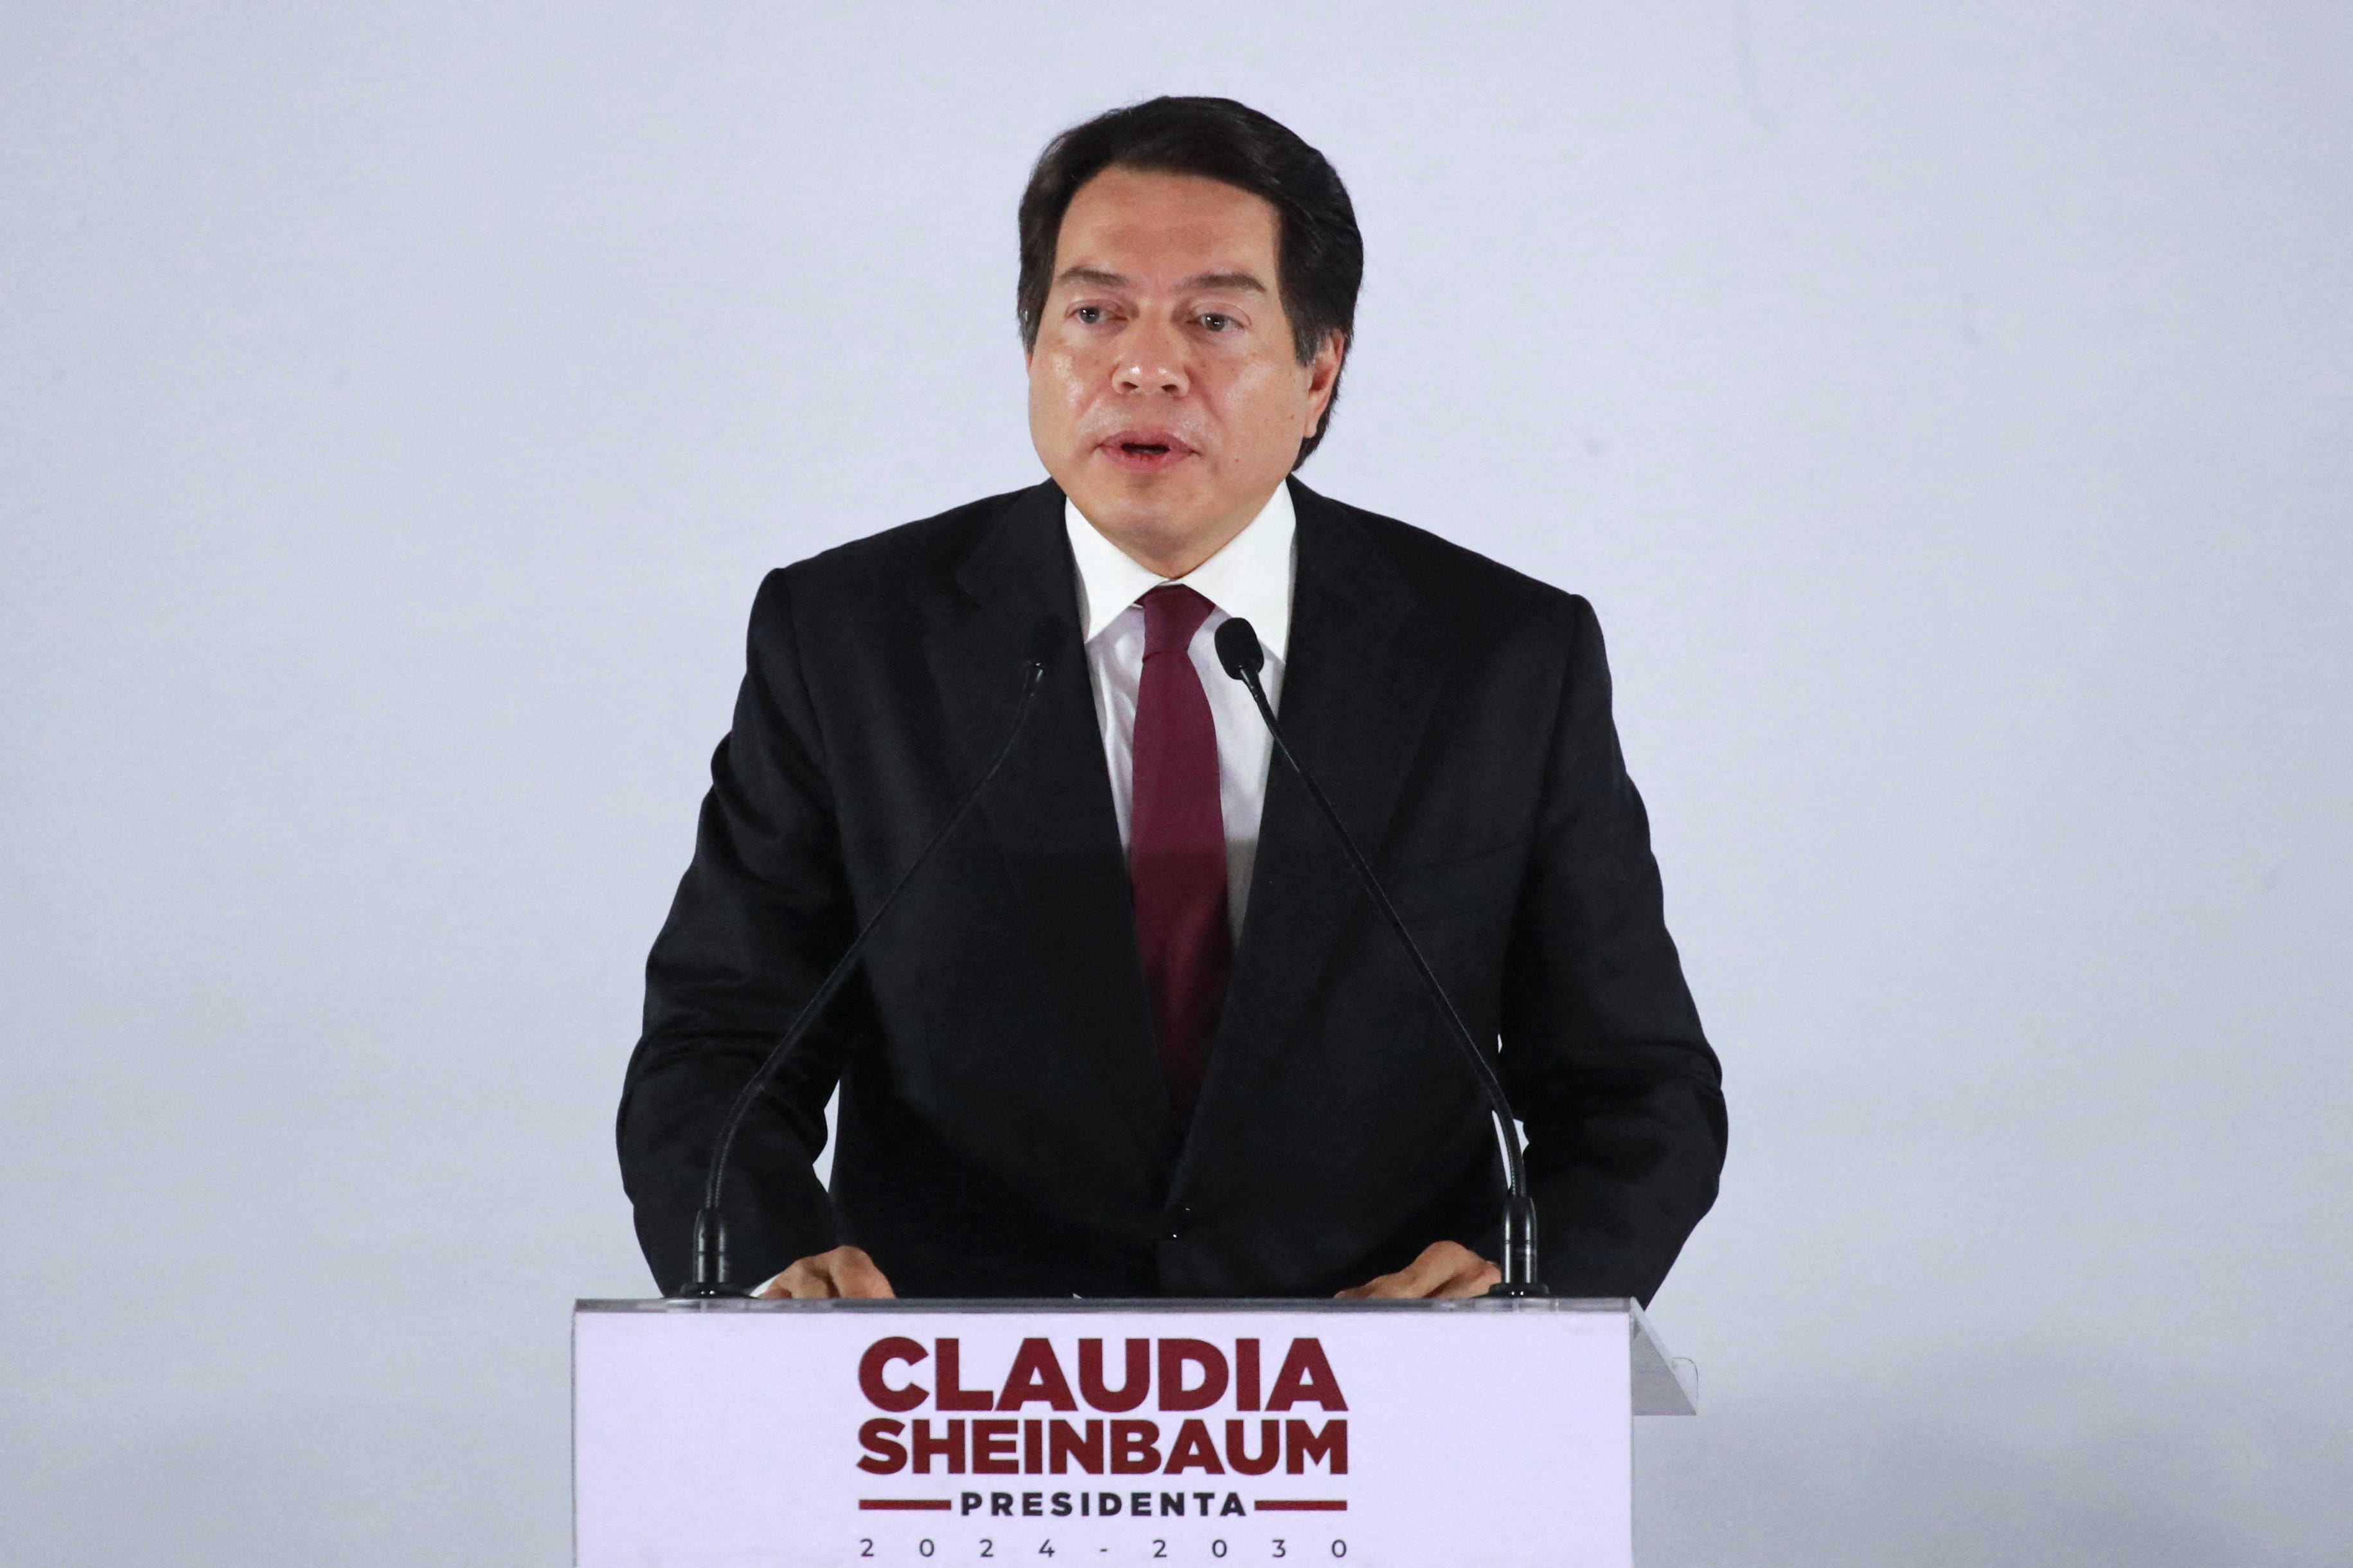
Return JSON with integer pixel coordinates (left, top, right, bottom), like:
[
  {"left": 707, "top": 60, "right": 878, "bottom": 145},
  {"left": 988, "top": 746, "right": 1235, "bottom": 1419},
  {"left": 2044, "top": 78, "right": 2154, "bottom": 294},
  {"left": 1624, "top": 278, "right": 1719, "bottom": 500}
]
[{"left": 574, "top": 1296, "right": 1689, "bottom": 1568}]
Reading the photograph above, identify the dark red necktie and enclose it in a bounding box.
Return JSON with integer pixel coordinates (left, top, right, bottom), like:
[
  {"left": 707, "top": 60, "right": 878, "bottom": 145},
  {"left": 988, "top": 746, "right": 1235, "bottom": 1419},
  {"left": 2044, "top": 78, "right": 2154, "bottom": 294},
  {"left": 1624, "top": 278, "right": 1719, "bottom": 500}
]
[{"left": 1128, "top": 585, "right": 1231, "bottom": 1127}]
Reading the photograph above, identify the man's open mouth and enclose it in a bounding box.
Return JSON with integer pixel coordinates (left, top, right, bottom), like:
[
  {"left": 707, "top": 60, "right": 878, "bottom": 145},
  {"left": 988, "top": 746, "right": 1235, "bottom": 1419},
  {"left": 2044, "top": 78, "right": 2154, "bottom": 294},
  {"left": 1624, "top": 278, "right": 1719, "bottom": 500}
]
[{"left": 1101, "top": 431, "right": 1195, "bottom": 470}]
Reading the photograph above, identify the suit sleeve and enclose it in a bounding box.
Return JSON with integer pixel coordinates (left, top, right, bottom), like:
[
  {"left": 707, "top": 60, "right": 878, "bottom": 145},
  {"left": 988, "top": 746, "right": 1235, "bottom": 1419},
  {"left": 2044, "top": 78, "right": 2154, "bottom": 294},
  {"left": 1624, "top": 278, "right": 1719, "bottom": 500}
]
[
  {"left": 1496, "top": 595, "right": 1727, "bottom": 1304},
  {"left": 617, "top": 567, "right": 860, "bottom": 1294}
]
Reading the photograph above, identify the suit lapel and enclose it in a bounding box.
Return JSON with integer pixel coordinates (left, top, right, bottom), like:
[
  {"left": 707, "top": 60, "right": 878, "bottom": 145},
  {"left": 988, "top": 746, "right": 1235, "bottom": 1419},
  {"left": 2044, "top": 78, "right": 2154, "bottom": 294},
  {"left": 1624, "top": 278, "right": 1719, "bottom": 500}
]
[
  {"left": 1187, "top": 481, "right": 1448, "bottom": 1157},
  {"left": 924, "top": 481, "right": 1175, "bottom": 1174}
]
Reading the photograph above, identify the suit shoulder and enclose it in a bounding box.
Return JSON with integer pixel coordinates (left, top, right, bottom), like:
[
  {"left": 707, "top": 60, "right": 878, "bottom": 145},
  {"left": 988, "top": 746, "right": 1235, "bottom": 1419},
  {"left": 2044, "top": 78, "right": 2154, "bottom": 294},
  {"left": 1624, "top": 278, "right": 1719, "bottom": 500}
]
[
  {"left": 1310, "top": 489, "right": 1594, "bottom": 639},
  {"left": 777, "top": 484, "right": 1035, "bottom": 594},
  {"left": 741, "top": 482, "right": 1047, "bottom": 640}
]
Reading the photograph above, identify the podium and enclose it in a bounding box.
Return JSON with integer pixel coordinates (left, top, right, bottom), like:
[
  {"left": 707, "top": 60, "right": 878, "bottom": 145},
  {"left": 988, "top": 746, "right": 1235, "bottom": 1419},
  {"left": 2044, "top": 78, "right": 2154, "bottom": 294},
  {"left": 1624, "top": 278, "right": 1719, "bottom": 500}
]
[{"left": 574, "top": 1296, "right": 1692, "bottom": 1566}]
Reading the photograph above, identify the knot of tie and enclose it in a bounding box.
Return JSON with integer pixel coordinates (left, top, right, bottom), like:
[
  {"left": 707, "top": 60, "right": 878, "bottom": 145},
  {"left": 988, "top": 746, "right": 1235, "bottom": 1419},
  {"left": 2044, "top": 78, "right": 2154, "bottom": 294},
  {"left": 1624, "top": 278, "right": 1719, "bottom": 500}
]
[{"left": 1141, "top": 583, "right": 1218, "bottom": 660}]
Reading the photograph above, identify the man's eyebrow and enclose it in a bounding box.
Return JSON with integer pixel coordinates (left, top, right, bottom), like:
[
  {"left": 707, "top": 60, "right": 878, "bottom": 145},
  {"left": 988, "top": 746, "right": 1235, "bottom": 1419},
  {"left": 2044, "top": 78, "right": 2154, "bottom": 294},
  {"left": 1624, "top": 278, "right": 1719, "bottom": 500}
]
[
  {"left": 1180, "top": 270, "right": 1268, "bottom": 294},
  {"left": 1050, "top": 267, "right": 1271, "bottom": 294}
]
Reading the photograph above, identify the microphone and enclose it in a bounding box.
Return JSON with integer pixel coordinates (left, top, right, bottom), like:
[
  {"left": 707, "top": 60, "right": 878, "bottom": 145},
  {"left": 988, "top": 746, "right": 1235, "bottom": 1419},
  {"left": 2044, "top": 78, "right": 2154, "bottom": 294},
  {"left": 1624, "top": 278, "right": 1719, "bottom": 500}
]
[
  {"left": 679, "top": 621, "right": 1063, "bottom": 1298},
  {"left": 1213, "top": 617, "right": 1545, "bottom": 1297}
]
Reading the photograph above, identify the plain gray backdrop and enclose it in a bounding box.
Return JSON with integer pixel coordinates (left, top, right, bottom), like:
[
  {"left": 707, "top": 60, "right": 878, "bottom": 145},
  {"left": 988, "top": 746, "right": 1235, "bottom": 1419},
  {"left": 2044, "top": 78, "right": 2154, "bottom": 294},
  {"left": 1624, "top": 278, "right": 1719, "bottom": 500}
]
[{"left": 4, "top": 3, "right": 2347, "bottom": 1564}]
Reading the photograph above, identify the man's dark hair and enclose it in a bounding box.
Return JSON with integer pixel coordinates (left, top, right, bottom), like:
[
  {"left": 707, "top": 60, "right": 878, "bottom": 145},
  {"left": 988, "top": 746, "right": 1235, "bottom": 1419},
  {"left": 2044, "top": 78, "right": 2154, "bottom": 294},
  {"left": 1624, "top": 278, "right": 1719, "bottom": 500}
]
[{"left": 1017, "top": 96, "right": 1363, "bottom": 468}]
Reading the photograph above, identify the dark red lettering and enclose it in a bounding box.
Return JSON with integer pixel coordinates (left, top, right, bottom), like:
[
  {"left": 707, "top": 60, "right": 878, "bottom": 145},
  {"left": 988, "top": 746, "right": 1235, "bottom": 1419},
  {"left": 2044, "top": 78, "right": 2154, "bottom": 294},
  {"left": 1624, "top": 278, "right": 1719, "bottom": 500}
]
[
  {"left": 859, "top": 1337, "right": 928, "bottom": 1413},
  {"left": 1162, "top": 1418, "right": 1224, "bottom": 1475},
  {"left": 972, "top": 1418, "right": 1019, "bottom": 1474},
  {"left": 1284, "top": 1418, "right": 1347, "bottom": 1475},
  {"left": 857, "top": 1417, "right": 907, "bottom": 1474},
  {"left": 1079, "top": 1339, "right": 1150, "bottom": 1412},
  {"left": 1234, "top": 1339, "right": 1261, "bottom": 1411},
  {"left": 1049, "top": 1418, "right": 1104, "bottom": 1475},
  {"left": 998, "top": 1338, "right": 1079, "bottom": 1411},
  {"left": 1224, "top": 1418, "right": 1279, "bottom": 1476},
  {"left": 934, "top": 1339, "right": 995, "bottom": 1411},
  {"left": 1157, "top": 1339, "right": 1229, "bottom": 1412},
  {"left": 912, "top": 1418, "right": 965, "bottom": 1474},
  {"left": 1266, "top": 1339, "right": 1347, "bottom": 1411},
  {"left": 1110, "top": 1418, "right": 1162, "bottom": 1474}
]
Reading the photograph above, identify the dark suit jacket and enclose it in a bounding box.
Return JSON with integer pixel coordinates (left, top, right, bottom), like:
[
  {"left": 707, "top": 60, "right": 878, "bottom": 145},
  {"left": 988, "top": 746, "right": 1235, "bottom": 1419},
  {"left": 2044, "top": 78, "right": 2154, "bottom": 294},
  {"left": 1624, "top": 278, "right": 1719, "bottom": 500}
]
[{"left": 619, "top": 476, "right": 1725, "bottom": 1301}]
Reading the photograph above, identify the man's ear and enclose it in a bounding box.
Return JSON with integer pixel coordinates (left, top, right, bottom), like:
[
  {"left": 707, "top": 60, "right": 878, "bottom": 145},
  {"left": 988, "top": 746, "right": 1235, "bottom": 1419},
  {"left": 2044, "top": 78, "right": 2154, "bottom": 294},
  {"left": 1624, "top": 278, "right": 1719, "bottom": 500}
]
[{"left": 1303, "top": 330, "right": 1347, "bottom": 431}]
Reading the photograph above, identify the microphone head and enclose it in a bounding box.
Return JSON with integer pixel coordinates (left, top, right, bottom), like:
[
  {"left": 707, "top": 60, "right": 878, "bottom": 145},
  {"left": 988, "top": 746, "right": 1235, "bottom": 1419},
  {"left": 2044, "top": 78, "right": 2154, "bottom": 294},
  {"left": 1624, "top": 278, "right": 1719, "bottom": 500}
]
[{"left": 1214, "top": 617, "right": 1265, "bottom": 682}]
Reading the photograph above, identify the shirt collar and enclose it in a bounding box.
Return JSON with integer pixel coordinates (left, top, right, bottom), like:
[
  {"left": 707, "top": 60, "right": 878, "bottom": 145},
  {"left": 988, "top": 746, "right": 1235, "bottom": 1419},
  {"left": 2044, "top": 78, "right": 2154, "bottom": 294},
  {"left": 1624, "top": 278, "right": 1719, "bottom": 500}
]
[{"left": 1063, "top": 480, "right": 1296, "bottom": 660}]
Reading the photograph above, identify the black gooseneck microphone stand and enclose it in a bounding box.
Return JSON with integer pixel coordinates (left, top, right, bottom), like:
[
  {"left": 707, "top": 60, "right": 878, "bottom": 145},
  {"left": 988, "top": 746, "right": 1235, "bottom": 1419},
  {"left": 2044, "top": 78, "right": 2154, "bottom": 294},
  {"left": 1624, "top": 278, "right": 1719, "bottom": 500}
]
[
  {"left": 677, "top": 631, "right": 1056, "bottom": 1299},
  {"left": 1214, "top": 617, "right": 1545, "bottom": 1297}
]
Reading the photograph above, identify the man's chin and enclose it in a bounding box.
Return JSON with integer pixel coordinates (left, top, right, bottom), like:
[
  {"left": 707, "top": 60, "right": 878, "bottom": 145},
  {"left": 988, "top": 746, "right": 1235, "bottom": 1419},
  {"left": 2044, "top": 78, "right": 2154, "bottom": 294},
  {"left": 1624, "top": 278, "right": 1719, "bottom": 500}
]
[
  {"left": 1067, "top": 468, "right": 1203, "bottom": 531},
  {"left": 1062, "top": 484, "right": 1221, "bottom": 570}
]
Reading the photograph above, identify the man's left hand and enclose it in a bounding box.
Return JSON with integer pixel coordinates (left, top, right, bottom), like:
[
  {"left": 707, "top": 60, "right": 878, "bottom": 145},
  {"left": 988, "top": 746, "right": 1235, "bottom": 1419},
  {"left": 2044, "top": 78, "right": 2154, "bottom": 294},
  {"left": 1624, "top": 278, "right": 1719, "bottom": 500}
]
[{"left": 1335, "top": 1240, "right": 1501, "bottom": 1299}]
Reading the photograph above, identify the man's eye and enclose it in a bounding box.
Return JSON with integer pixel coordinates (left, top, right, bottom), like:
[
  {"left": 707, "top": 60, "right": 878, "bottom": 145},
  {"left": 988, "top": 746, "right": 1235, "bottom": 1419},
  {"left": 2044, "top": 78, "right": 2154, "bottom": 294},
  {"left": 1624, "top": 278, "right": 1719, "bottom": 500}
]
[
  {"left": 1074, "top": 305, "right": 1106, "bottom": 325},
  {"left": 1198, "top": 313, "right": 1234, "bottom": 332}
]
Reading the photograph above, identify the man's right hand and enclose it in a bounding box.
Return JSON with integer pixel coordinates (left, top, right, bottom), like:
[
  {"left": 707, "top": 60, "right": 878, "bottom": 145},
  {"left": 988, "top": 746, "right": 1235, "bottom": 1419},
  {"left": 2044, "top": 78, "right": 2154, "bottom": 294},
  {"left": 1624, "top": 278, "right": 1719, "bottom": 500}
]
[{"left": 752, "top": 1245, "right": 897, "bottom": 1299}]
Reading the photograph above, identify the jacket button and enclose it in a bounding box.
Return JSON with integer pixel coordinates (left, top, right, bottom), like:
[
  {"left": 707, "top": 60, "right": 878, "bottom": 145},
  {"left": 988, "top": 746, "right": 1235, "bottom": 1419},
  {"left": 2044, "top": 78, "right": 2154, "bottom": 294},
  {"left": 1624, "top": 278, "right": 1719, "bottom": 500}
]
[{"left": 1164, "top": 1204, "right": 1195, "bottom": 1240}]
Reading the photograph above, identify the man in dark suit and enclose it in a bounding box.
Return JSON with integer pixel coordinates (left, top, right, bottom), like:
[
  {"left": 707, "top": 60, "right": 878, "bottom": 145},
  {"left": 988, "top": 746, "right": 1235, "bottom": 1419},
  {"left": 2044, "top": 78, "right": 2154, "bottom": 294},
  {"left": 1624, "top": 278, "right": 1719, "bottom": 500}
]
[{"left": 618, "top": 97, "right": 1725, "bottom": 1303}]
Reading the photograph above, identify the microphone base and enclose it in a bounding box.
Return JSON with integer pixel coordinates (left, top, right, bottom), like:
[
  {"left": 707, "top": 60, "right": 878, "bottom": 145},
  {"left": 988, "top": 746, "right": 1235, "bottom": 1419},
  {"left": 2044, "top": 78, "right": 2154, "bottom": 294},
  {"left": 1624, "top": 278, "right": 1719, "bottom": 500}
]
[
  {"left": 1485, "top": 1280, "right": 1552, "bottom": 1299},
  {"left": 682, "top": 1207, "right": 750, "bottom": 1299}
]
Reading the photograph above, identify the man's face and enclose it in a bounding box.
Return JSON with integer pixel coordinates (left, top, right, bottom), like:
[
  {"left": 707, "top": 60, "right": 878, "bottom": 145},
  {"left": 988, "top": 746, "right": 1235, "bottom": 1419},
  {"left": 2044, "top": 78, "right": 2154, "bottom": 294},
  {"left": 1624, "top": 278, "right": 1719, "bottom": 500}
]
[{"left": 1027, "top": 167, "right": 1342, "bottom": 576}]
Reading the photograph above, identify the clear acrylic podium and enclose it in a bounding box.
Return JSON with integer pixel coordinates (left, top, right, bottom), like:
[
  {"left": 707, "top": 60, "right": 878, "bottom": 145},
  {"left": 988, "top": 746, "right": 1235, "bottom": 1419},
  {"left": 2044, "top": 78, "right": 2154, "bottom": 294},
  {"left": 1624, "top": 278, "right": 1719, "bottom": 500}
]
[{"left": 574, "top": 1296, "right": 1693, "bottom": 1567}]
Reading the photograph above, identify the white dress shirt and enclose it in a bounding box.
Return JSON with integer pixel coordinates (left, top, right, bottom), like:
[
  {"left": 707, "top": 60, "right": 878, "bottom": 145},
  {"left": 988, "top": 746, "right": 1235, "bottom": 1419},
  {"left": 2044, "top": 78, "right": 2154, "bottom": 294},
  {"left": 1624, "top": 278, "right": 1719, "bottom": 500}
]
[{"left": 1064, "top": 481, "right": 1294, "bottom": 942}]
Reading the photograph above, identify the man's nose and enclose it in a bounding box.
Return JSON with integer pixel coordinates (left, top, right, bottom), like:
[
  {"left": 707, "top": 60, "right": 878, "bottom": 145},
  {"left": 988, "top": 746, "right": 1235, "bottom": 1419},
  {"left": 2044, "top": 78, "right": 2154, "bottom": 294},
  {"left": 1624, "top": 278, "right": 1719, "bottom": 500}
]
[{"left": 1113, "top": 319, "right": 1189, "bottom": 396}]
